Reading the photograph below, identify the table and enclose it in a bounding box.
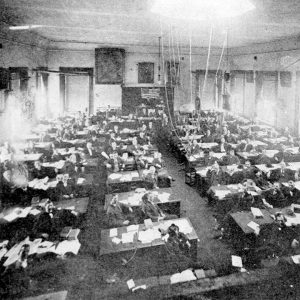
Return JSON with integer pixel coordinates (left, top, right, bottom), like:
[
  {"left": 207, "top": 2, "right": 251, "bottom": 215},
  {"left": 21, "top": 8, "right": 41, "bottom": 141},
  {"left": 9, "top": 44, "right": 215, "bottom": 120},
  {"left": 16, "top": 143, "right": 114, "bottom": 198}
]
[
  {"left": 209, "top": 184, "right": 259, "bottom": 199},
  {"left": 105, "top": 188, "right": 181, "bottom": 217},
  {"left": 240, "top": 124, "right": 272, "bottom": 131},
  {"left": 230, "top": 209, "right": 275, "bottom": 235},
  {"left": 187, "top": 152, "right": 225, "bottom": 163},
  {"left": 248, "top": 140, "right": 268, "bottom": 147},
  {"left": 34, "top": 142, "right": 53, "bottom": 150},
  {"left": 230, "top": 207, "right": 300, "bottom": 235},
  {"left": 208, "top": 184, "right": 261, "bottom": 213},
  {"left": 256, "top": 162, "right": 300, "bottom": 173},
  {"left": 63, "top": 139, "right": 86, "bottom": 146},
  {"left": 263, "top": 137, "right": 288, "bottom": 144},
  {"left": 0, "top": 197, "right": 89, "bottom": 227},
  {"left": 28, "top": 174, "right": 94, "bottom": 197},
  {"left": 106, "top": 170, "right": 144, "bottom": 192},
  {"left": 42, "top": 160, "right": 66, "bottom": 170},
  {"left": 100, "top": 218, "right": 198, "bottom": 260},
  {"left": 13, "top": 153, "right": 43, "bottom": 162},
  {"left": 255, "top": 164, "right": 281, "bottom": 173},
  {"left": 56, "top": 148, "right": 80, "bottom": 156},
  {"left": 21, "top": 134, "right": 40, "bottom": 141},
  {"left": 55, "top": 197, "right": 89, "bottom": 214},
  {"left": 181, "top": 135, "right": 203, "bottom": 142},
  {"left": 83, "top": 158, "right": 99, "bottom": 168},
  {"left": 176, "top": 125, "right": 197, "bottom": 131},
  {"left": 237, "top": 150, "right": 279, "bottom": 160}
]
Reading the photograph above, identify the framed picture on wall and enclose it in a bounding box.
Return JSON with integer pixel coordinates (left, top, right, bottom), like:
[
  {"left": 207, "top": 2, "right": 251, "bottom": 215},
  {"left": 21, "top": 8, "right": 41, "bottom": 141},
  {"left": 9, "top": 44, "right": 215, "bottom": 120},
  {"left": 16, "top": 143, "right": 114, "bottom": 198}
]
[
  {"left": 138, "top": 62, "right": 154, "bottom": 84},
  {"left": 95, "top": 48, "right": 125, "bottom": 84}
]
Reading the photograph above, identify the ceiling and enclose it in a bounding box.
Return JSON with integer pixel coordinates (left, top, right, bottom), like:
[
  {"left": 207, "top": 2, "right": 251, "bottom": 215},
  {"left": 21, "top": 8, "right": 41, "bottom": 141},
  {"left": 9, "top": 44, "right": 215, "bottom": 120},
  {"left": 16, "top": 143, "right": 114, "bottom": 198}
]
[{"left": 0, "top": 0, "right": 300, "bottom": 50}]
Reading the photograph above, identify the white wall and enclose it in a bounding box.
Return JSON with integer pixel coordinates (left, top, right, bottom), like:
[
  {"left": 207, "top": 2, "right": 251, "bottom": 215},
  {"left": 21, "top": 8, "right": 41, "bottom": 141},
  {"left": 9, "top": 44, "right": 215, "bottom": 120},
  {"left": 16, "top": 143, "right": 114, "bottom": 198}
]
[
  {"left": 94, "top": 85, "right": 122, "bottom": 109},
  {"left": 45, "top": 36, "right": 300, "bottom": 132},
  {"left": 230, "top": 37, "right": 300, "bottom": 71},
  {"left": 229, "top": 37, "right": 300, "bottom": 130},
  {"left": 47, "top": 46, "right": 226, "bottom": 114},
  {"left": 0, "top": 33, "right": 48, "bottom": 141}
]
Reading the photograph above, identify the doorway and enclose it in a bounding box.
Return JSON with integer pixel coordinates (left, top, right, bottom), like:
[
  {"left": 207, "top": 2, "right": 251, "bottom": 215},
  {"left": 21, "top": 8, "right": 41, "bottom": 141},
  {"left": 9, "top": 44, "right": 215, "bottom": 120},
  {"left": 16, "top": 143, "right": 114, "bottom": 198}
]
[{"left": 59, "top": 68, "right": 93, "bottom": 115}]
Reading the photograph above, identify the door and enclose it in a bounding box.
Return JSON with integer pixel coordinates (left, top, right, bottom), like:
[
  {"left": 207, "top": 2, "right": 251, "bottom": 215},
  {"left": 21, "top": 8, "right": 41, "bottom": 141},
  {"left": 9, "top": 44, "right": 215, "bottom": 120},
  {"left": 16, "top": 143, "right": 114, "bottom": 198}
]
[{"left": 65, "top": 75, "right": 89, "bottom": 114}]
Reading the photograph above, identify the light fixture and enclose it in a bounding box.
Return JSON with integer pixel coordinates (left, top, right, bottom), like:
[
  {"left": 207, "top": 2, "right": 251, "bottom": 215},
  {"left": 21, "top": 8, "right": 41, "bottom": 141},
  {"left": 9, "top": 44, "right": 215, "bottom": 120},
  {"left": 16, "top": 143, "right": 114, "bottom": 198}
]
[
  {"left": 9, "top": 25, "right": 44, "bottom": 30},
  {"left": 151, "top": 0, "right": 255, "bottom": 20}
]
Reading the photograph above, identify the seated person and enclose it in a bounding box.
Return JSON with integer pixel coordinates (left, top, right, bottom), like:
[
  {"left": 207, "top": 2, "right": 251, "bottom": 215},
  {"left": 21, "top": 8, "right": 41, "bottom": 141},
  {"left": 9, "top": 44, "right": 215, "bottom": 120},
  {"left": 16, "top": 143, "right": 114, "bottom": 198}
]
[
  {"left": 62, "top": 128, "right": 74, "bottom": 141},
  {"left": 140, "top": 123, "right": 147, "bottom": 133},
  {"left": 1, "top": 160, "right": 29, "bottom": 202},
  {"left": 161, "top": 223, "right": 191, "bottom": 257},
  {"left": 269, "top": 128, "right": 278, "bottom": 138},
  {"left": 143, "top": 166, "right": 158, "bottom": 189},
  {"left": 140, "top": 192, "right": 177, "bottom": 222},
  {"left": 274, "top": 145, "right": 289, "bottom": 163},
  {"left": 70, "top": 127, "right": 78, "bottom": 138},
  {"left": 88, "top": 134, "right": 101, "bottom": 150},
  {"left": 221, "top": 148, "right": 240, "bottom": 166},
  {"left": 24, "top": 141, "right": 36, "bottom": 154},
  {"left": 237, "top": 137, "right": 254, "bottom": 152},
  {"left": 1, "top": 160, "right": 14, "bottom": 193},
  {"left": 52, "top": 136, "right": 73, "bottom": 149},
  {"left": 206, "top": 161, "right": 227, "bottom": 186},
  {"left": 224, "top": 130, "right": 237, "bottom": 144},
  {"left": 68, "top": 152, "right": 84, "bottom": 173},
  {"left": 108, "top": 132, "right": 116, "bottom": 143},
  {"left": 32, "top": 200, "right": 55, "bottom": 237},
  {"left": 101, "top": 120, "right": 109, "bottom": 132},
  {"left": 152, "top": 151, "right": 164, "bottom": 169},
  {"left": 254, "top": 148, "right": 271, "bottom": 165},
  {"left": 106, "top": 151, "right": 124, "bottom": 173},
  {"left": 107, "top": 141, "right": 121, "bottom": 156},
  {"left": 84, "top": 142, "right": 98, "bottom": 158},
  {"left": 113, "top": 125, "right": 120, "bottom": 135},
  {"left": 189, "top": 139, "right": 202, "bottom": 155},
  {"left": 193, "top": 124, "right": 202, "bottom": 135},
  {"left": 262, "top": 182, "right": 287, "bottom": 208},
  {"left": 221, "top": 123, "right": 228, "bottom": 135},
  {"left": 51, "top": 148, "right": 64, "bottom": 162},
  {"left": 147, "top": 122, "right": 155, "bottom": 139},
  {"left": 31, "top": 160, "right": 48, "bottom": 179},
  {"left": 0, "top": 141, "right": 15, "bottom": 157},
  {"left": 282, "top": 126, "right": 291, "bottom": 137},
  {"left": 267, "top": 161, "right": 293, "bottom": 183},
  {"left": 127, "top": 137, "right": 141, "bottom": 155},
  {"left": 253, "top": 169, "right": 271, "bottom": 189},
  {"left": 242, "top": 160, "right": 256, "bottom": 180},
  {"left": 203, "top": 149, "right": 219, "bottom": 166},
  {"left": 54, "top": 174, "right": 76, "bottom": 200},
  {"left": 234, "top": 188, "right": 272, "bottom": 211},
  {"left": 201, "top": 129, "right": 215, "bottom": 143},
  {"left": 137, "top": 131, "right": 148, "bottom": 145},
  {"left": 287, "top": 134, "right": 295, "bottom": 147},
  {"left": 211, "top": 136, "right": 230, "bottom": 153},
  {"left": 39, "top": 131, "right": 52, "bottom": 142},
  {"left": 106, "top": 194, "right": 135, "bottom": 228},
  {"left": 281, "top": 180, "right": 300, "bottom": 204}
]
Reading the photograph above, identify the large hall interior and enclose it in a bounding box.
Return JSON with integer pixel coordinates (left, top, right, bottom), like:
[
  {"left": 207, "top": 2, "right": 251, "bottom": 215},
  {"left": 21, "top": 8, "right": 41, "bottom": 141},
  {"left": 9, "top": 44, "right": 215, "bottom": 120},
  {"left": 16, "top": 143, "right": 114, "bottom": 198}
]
[{"left": 1, "top": 0, "right": 300, "bottom": 299}]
